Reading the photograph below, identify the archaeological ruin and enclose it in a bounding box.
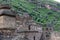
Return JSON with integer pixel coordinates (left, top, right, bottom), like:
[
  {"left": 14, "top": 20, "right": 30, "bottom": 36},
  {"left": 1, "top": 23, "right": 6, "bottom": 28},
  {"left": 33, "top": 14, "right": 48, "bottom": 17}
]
[
  {"left": 0, "top": 4, "right": 59, "bottom": 40},
  {"left": 0, "top": 4, "right": 43, "bottom": 40}
]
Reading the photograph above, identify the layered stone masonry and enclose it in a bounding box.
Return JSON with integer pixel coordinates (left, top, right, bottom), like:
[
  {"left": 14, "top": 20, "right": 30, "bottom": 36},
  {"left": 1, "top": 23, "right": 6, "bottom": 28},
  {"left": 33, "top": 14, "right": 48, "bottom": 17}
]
[
  {"left": 0, "top": 4, "right": 57, "bottom": 40},
  {"left": 0, "top": 4, "right": 42, "bottom": 40},
  {"left": 16, "top": 14, "right": 42, "bottom": 40}
]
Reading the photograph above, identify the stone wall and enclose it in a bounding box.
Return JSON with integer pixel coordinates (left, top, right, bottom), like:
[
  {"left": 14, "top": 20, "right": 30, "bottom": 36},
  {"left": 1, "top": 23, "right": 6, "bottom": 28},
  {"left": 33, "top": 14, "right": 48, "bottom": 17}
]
[
  {"left": 15, "top": 14, "right": 42, "bottom": 40},
  {"left": 0, "top": 13, "right": 43, "bottom": 40},
  {"left": 0, "top": 16, "right": 16, "bottom": 28},
  {"left": 0, "top": 4, "right": 42, "bottom": 40}
]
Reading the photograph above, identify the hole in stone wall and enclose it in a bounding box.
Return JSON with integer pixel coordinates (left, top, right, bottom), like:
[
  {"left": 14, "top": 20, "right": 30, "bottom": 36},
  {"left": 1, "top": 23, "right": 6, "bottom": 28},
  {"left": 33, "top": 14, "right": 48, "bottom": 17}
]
[
  {"left": 50, "top": 28, "right": 52, "bottom": 31},
  {"left": 46, "top": 28, "right": 48, "bottom": 30},
  {"left": 46, "top": 34, "right": 50, "bottom": 37},
  {"left": 28, "top": 25, "right": 31, "bottom": 30},
  {"left": 34, "top": 36, "right": 35, "bottom": 40}
]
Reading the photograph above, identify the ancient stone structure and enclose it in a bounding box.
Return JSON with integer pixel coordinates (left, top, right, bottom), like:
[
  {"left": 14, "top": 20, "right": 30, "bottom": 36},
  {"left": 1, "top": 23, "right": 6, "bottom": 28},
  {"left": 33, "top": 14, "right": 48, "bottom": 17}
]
[
  {"left": 16, "top": 13, "right": 42, "bottom": 40},
  {"left": 0, "top": 4, "right": 16, "bottom": 40},
  {"left": 0, "top": 4, "right": 59, "bottom": 40},
  {"left": 0, "top": 4, "right": 42, "bottom": 40}
]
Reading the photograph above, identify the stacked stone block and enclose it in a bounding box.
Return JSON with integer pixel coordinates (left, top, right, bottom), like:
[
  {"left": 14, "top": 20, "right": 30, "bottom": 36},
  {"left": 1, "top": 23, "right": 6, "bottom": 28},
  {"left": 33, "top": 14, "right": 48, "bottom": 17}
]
[
  {"left": 16, "top": 13, "right": 42, "bottom": 40},
  {"left": 0, "top": 4, "right": 43, "bottom": 40}
]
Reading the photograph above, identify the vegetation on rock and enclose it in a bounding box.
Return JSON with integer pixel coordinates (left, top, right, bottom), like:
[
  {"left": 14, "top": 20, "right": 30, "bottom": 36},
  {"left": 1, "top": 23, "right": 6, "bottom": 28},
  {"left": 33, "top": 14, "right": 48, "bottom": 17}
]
[{"left": 0, "top": 0, "right": 60, "bottom": 31}]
